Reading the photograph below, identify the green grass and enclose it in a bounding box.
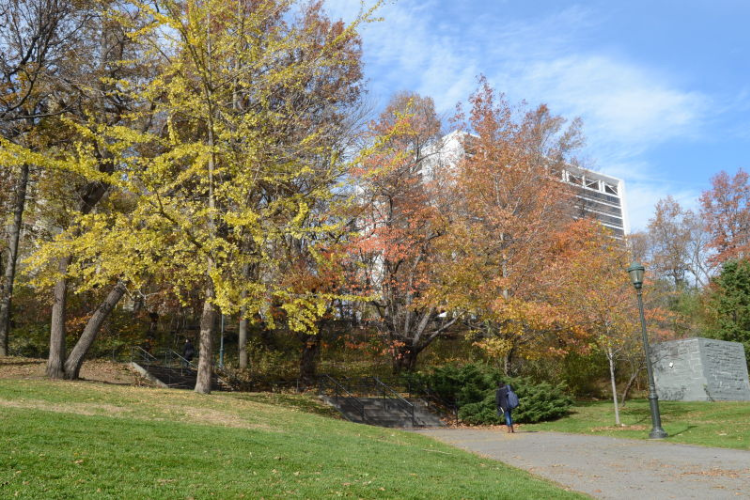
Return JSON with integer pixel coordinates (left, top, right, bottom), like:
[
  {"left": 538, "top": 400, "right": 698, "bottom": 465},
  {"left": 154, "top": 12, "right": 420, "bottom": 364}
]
[
  {"left": 0, "top": 380, "right": 585, "bottom": 499},
  {"left": 526, "top": 399, "right": 750, "bottom": 449}
]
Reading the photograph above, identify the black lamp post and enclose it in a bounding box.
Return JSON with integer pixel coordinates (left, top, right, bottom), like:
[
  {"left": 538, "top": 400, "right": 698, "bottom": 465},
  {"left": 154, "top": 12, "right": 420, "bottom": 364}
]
[{"left": 627, "top": 262, "right": 668, "bottom": 439}]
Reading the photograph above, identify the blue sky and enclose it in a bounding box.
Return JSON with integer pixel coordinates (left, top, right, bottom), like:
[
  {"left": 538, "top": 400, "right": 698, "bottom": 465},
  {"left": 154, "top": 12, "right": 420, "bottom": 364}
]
[{"left": 325, "top": 0, "right": 750, "bottom": 231}]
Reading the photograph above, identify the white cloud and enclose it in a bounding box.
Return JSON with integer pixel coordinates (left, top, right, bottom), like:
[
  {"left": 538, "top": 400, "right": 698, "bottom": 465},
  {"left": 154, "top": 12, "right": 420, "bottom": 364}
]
[
  {"left": 624, "top": 180, "right": 702, "bottom": 232},
  {"left": 506, "top": 55, "right": 708, "bottom": 153},
  {"left": 323, "top": 0, "right": 714, "bottom": 232},
  {"left": 327, "top": 2, "right": 708, "bottom": 147},
  {"left": 325, "top": 0, "right": 470, "bottom": 106}
]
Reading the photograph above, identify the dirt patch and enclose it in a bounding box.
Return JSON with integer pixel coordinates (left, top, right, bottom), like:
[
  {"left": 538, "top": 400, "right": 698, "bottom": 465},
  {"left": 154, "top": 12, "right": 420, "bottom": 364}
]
[
  {"left": 161, "top": 404, "right": 275, "bottom": 430},
  {"left": 0, "top": 357, "right": 47, "bottom": 379},
  {"left": 0, "top": 357, "right": 151, "bottom": 386},
  {"left": 0, "top": 397, "right": 273, "bottom": 430},
  {"left": 0, "top": 398, "right": 131, "bottom": 417}
]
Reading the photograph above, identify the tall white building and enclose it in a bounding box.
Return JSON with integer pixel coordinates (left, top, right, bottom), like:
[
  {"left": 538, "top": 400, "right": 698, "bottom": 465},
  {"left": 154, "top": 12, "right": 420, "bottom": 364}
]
[
  {"left": 425, "top": 131, "right": 630, "bottom": 237},
  {"left": 558, "top": 163, "right": 629, "bottom": 237}
]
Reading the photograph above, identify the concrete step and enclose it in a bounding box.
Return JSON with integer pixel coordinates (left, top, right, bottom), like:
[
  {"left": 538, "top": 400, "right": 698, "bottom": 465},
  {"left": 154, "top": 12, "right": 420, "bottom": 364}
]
[
  {"left": 323, "top": 396, "right": 445, "bottom": 428},
  {"left": 131, "top": 363, "right": 221, "bottom": 390}
]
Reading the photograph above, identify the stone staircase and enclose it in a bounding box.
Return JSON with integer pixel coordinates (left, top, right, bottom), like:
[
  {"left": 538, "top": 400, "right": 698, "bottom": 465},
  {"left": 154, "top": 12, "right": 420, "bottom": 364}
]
[
  {"left": 130, "top": 363, "right": 198, "bottom": 389},
  {"left": 129, "top": 346, "right": 222, "bottom": 390},
  {"left": 319, "top": 375, "right": 445, "bottom": 428},
  {"left": 325, "top": 396, "right": 444, "bottom": 428}
]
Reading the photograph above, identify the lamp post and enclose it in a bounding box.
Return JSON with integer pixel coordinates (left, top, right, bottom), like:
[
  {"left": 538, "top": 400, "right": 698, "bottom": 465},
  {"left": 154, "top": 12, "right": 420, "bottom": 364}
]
[{"left": 627, "top": 262, "right": 668, "bottom": 439}]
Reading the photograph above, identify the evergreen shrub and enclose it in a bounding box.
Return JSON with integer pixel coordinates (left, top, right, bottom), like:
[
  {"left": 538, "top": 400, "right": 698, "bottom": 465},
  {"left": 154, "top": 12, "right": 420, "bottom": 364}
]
[{"left": 411, "top": 364, "right": 573, "bottom": 424}]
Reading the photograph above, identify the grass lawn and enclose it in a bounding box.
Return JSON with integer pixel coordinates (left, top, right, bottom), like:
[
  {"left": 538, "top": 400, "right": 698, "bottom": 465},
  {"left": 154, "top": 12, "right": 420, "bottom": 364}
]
[
  {"left": 526, "top": 399, "right": 750, "bottom": 449},
  {"left": 0, "top": 377, "right": 586, "bottom": 499}
]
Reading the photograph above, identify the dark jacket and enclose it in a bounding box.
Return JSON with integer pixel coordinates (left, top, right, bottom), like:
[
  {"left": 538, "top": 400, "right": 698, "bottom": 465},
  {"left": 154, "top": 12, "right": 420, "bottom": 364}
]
[
  {"left": 495, "top": 385, "right": 511, "bottom": 412},
  {"left": 183, "top": 341, "right": 195, "bottom": 360}
]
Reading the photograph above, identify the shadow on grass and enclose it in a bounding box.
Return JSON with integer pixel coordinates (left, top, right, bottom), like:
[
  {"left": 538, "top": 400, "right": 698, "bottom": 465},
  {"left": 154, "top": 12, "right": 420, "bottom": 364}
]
[
  {"left": 0, "top": 359, "right": 44, "bottom": 367},
  {"left": 234, "top": 392, "right": 341, "bottom": 418},
  {"left": 571, "top": 400, "right": 606, "bottom": 408},
  {"left": 666, "top": 424, "right": 697, "bottom": 437}
]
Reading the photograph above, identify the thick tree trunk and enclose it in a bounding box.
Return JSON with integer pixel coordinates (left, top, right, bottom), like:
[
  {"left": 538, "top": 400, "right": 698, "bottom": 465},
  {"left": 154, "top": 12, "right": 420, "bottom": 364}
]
[
  {"left": 45, "top": 178, "right": 109, "bottom": 379},
  {"left": 47, "top": 255, "right": 72, "bottom": 378},
  {"left": 63, "top": 281, "right": 127, "bottom": 380},
  {"left": 195, "top": 17, "right": 218, "bottom": 394},
  {"left": 299, "top": 332, "right": 319, "bottom": 383},
  {"left": 0, "top": 163, "right": 29, "bottom": 356},
  {"left": 194, "top": 286, "right": 218, "bottom": 394},
  {"left": 392, "top": 342, "right": 421, "bottom": 373},
  {"left": 607, "top": 348, "right": 621, "bottom": 426}
]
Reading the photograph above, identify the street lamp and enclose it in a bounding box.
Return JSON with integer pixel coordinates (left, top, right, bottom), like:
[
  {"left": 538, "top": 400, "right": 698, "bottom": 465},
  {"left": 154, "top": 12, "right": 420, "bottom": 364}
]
[{"left": 627, "top": 262, "right": 668, "bottom": 439}]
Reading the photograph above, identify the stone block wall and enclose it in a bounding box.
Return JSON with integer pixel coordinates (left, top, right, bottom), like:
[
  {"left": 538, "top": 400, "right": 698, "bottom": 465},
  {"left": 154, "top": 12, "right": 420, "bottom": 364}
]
[{"left": 651, "top": 337, "right": 750, "bottom": 402}]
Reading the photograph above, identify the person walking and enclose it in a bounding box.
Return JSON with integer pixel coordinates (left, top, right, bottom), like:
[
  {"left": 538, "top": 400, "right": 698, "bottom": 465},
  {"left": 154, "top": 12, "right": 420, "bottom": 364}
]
[
  {"left": 495, "top": 381, "right": 516, "bottom": 433},
  {"left": 182, "top": 338, "right": 195, "bottom": 368}
]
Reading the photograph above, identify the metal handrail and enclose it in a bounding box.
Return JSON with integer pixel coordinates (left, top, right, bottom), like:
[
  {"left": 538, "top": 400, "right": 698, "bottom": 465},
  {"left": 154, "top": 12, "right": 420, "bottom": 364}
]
[
  {"left": 364, "top": 376, "right": 415, "bottom": 426},
  {"left": 129, "top": 345, "right": 198, "bottom": 388},
  {"left": 130, "top": 345, "right": 158, "bottom": 364},
  {"left": 404, "top": 376, "right": 459, "bottom": 420},
  {"left": 161, "top": 348, "right": 196, "bottom": 371},
  {"left": 318, "top": 374, "right": 366, "bottom": 423}
]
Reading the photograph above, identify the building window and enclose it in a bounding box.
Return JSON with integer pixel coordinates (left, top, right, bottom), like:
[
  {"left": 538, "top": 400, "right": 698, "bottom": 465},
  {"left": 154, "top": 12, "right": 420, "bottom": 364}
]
[
  {"left": 585, "top": 178, "right": 599, "bottom": 190},
  {"left": 604, "top": 183, "right": 618, "bottom": 195}
]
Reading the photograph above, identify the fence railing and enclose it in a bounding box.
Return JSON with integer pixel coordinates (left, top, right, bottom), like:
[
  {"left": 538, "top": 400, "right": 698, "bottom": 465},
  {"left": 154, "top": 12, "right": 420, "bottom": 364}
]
[
  {"left": 160, "top": 348, "right": 196, "bottom": 371},
  {"left": 318, "top": 374, "right": 366, "bottom": 423},
  {"left": 318, "top": 374, "right": 417, "bottom": 426},
  {"left": 361, "top": 376, "right": 416, "bottom": 426},
  {"left": 130, "top": 345, "right": 158, "bottom": 365},
  {"left": 403, "top": 376, "right": 459, "bottom": 421}
]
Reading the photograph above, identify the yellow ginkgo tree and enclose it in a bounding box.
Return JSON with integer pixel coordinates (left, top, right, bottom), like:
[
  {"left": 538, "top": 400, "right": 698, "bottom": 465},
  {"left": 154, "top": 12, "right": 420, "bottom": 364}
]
[{"left": 22, "top": 0, "right": 379, "bottom": 391}]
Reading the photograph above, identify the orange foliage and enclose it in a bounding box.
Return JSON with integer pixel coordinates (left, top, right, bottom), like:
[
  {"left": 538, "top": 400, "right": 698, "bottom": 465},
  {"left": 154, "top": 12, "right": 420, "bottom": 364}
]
[
  {"left": 442, "top": 78, "right": 584, "bottom": 365},
  {"left": 700, "top": 169, "right": 750, "bottom": 266}
]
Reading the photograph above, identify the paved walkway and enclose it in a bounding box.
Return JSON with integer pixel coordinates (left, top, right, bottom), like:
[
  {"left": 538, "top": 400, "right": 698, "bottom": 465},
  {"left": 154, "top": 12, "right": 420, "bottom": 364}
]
[{"left": 415, "top": 428, "right": 750, "bottom": 499}]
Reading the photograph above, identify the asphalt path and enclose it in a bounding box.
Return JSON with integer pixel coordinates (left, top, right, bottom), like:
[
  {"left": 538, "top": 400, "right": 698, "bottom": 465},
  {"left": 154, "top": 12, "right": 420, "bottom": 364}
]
[{"left": 415, "top": 428, "right": 750, "bottom": 499}]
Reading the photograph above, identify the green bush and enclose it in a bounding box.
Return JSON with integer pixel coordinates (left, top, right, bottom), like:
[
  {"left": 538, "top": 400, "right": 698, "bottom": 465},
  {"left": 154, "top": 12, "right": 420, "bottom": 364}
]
[
  {"left": 458, "top": 377, "right": 573, "bottom": 424},
  {"left": 458, "top": 393, "right": 503, "bottom": 425},
  {"left": 413, "top": 364, "right": 573, "bottom": 424},
  {"left": 406, "top": 363, "right": 496, "bottom": 408}
]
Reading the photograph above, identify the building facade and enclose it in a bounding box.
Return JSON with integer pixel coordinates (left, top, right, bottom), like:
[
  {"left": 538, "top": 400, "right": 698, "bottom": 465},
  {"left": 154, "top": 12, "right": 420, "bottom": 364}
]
[
  {"left": 426, "top": 131, "right": 630, "bottom": 236},
  {"left": 559, "top": 164, "right": 629, "bottom": 237}
]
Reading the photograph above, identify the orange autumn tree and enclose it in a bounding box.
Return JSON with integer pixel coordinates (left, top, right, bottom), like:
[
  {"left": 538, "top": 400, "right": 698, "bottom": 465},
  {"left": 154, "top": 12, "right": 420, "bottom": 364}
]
[
  {"left": 448, "top": 78, "right": 583, "bottom": 373},
  {"left": 643, "top": 196, "right": 713, "bottom": 288},
  {"left": 352, "top": 92, "right": 460, "bottom": 372},
  {"left": 543, "top": 220, "right": 639, "bottom": 424},
  {"left": 700, "top": 169, "right": 750, "bottom": 266}
]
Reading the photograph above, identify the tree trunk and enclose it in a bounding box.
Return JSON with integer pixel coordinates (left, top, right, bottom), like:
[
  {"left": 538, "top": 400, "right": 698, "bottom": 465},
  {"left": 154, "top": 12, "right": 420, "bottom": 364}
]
[
  {"left": 47, "top": 255, "right": 72, "bottom": 379},
  {"left": 195, "top": 12, "right": 217, "bottom": 395},
  {"left": 45, "top": 179, "right": 109, "bottom": 378},
  {"left": 238, "top": 264, "right": 250, "bottom": 370},
  {"left": 194, "top": 284, "right": 217, "bottom": 394},
  {"left": 0, "top": 163, "right": 30, "bottom": 356},
  {"left": 607, "top": 348, "right": 621, "bottom": 426},
  {"left": 392, "top": 342, "right": 420, "bottom": 373},
  {"left": 238, "top": 311, "right": 248, "bottom": 371},
  {"left": 63, "top": 281, "right": 127, "bottom": 379},
  {"left": 299, "top": 332, "right": 319, "bottom": 383}
]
